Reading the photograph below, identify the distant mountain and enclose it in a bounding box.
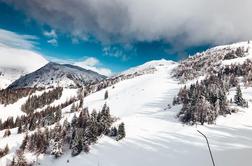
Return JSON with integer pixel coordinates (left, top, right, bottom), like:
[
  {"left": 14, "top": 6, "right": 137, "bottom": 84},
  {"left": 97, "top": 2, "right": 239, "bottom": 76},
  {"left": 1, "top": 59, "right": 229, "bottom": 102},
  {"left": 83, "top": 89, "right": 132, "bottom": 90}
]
[
  {"left": 120, "top": 59, "right": 177, "bottom": 76},
  {"left": 0, "top": 44, "right": 48, "bottom": 89},
  {"left": 8, "top": 62, "right": 106, "bottom": 89}
]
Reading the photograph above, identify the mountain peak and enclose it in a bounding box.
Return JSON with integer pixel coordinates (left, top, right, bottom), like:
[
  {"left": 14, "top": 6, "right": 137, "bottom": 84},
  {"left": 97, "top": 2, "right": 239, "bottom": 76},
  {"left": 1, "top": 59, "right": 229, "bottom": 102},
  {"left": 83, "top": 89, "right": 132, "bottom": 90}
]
[
  {"left": 8, "top": 62, "right": 106, "bottom": 89},
  {"left": 121, "top": 59, "right": 177, "bottom": 76}
]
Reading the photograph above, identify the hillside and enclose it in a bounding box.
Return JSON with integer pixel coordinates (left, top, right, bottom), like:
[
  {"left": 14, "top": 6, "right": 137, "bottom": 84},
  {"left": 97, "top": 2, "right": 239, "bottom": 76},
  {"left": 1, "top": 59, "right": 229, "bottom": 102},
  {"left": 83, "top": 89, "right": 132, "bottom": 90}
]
[
  {"left": 39, "top": 57, "right": 252, "bottom": 166},
  {"left": 174, "top": 41, "right": 252, "bottom": 81},
  {"left": 1, "top": 42, "right": 252, "bottom": 166},
  {"left": 8, "top": 62, "right": 106, "bottom": 89}
]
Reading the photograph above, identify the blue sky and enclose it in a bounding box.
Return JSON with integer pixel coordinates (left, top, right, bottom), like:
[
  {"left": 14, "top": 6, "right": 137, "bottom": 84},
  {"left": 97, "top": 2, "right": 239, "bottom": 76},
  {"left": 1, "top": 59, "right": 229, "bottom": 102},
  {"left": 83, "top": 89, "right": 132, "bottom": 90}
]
[{"left": 1, "top": 1, "right": 246, "bottom": 75}]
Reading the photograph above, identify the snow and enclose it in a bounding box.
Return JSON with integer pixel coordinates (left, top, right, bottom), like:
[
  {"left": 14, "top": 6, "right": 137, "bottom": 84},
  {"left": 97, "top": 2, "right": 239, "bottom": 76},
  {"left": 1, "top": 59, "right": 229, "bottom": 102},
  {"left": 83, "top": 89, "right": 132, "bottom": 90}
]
[
  {"left": 0, "top": 87, "right": 79, "bottom": 122},
  {"left": 212, "top": 41, "right": 251, "bottom": 50},
  {"left": 0, "top": 90, "right": 49, "bottom": 121},
  {"left": 35, "top": 88, "right": 79, "bottom": 113},
  {"left": 0, "top": 44, "right": 48, "bottom": 89},
  {"left": 207, "top": 41, "right": 252, "bottom": 66},
  {"left": 8, "top": 62, "right": 106, "bottom": 89},
  {"left": 1, "top": 58, "right": 252, "bottom": 166},
  {"left": 120, "top": 59, "right": 176, "bottom": 76}
]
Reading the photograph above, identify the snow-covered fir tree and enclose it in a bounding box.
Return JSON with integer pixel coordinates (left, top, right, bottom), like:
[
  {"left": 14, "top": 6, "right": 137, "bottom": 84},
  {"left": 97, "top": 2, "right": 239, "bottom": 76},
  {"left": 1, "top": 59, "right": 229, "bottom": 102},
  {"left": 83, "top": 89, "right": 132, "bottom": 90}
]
[
  {"left": 234, "top": 85, "right": 248, "bottom": 107},
  {"left": 117, "top": 122, "right": 126, "bottom": 140},
  {"left": 104, "top": 90, "right": 108, "bottom": 100}
]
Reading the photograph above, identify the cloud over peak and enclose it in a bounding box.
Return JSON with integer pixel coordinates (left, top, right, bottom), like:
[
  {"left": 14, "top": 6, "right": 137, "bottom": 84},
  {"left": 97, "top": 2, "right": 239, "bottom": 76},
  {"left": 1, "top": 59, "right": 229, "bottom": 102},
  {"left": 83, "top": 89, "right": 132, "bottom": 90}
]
[
  {"left": 4, "top": 0, "right": 252, "bottom": 47},
  {"left": 74, "top": 57, "right": 112, "bottom": 76}
]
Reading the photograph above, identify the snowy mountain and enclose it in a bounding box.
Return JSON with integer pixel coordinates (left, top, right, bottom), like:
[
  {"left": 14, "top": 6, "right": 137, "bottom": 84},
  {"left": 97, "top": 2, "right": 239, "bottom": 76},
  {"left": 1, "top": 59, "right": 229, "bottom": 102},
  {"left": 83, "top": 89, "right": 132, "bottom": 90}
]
[
  {"left": 174, "top": 41, "right": 252, "bottom": 81},
  {"left": 8, "top": 62, "right": 106, "bottom": 89},
  {"left": 0, "top": 44, "right": 48, "bottom": 89},
  {"left": 120, "top": 59, "right": 176, "bottom": 76},
  {"left": 1, "top": 42, "right": 252, "bottom": 166}
]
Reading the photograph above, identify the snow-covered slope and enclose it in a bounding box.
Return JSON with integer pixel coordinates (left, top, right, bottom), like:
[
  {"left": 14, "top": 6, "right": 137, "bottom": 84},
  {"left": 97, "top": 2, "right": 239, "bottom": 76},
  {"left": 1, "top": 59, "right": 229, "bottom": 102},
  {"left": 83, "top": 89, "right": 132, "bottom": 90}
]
[
  {"left": 0, "top": 44, "right": 48, "bottom": 89},
  {"left": 40, "top": 58, "right": 252, "bottom": 166},
  {"left": 175, "top": 41, "right": 252, "bottom": 80},
  {"left": 2, "top": 45, "right": 252, "bottom": 166},
  {"left": 121, "top": 59, "right": 176, "bottom": 76},
  {"left": 2, "top": 57, "right": 252, "bottom": 166},
  {"left": 8, "top": 62, "right": 106, "bottom": 89}
]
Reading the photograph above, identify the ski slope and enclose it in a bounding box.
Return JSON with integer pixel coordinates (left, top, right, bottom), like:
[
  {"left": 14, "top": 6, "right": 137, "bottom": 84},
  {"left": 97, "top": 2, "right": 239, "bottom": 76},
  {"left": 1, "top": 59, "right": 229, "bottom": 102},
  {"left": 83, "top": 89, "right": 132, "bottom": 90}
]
[
  {"left": 1, "top": 59, "right": 252, "bottom": 166},
  {"left": 37, "top": 61, "right": 252, "bottom": 165}
]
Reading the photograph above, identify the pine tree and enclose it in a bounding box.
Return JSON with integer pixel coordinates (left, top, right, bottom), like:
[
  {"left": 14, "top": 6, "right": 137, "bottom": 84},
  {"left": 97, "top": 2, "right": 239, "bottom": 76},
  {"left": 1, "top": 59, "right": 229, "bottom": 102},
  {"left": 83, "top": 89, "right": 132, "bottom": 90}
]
[
  {"left": 83, "top": 143, "right": 90, "bottom": 153},
  {"left": 35, "top": 129, "right": 48, "bottom": 153},
  {"left": 50, "top": 123, "right": 63, "bottom": 158},
  {"left": 79, "top": 97, "right": 84, "bottom": 108},
  {"left": 4, "top": 144, "right": 9, "bottom": 155},
  {"left": 71, "top": 103, "right": 76, "bottom": 112},
  {"left": 15, "top": 150, "right": 28, "bottom": 166},
  {"left": 50, "top": 138, "right": 63, "bottom": 158},
  {"left": 55, "top": 109, "right": 62, "bottom": 122},
  {"left": 20, "top": 133, "right": 28, "bottom": 150},
  {"left": 110, "top": 127, "right": 118, "bottom": 137},
  {"left": 17, "top": 124, "right": 22, "bottom": 134},
  {"left": 3, "top": 129, "right": 11, "bottom": 137},
  {"left": 234, "top": 85, "right": 248, "bottom": 107},
  {"left": 99, "top": 103, "right": 113, "bottom": 134},
  {"left": 104, "top": 90, "right": 108, "bottom": 100},
  {"left": 71, "top": 114, "right": 77, "bottom": 127},
  {"left": 117, "top": 122, "right": 126, "bottom": 141},
  {"left": 71, "top": 134, "right": 83, "bottom": 156},
  {"left": 196, "top": 96, "right": 214, "bottom": 125},
  {"left": 84, "top": 122, "right": 98, "bottom": 144}
]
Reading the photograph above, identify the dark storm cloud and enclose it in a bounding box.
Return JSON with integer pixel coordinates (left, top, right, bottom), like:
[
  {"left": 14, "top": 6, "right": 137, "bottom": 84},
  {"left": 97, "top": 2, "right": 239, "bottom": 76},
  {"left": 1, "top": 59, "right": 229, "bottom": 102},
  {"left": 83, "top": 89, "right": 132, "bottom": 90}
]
[{"left": 3, "top": 0, "right": 252, "bottom": 47}]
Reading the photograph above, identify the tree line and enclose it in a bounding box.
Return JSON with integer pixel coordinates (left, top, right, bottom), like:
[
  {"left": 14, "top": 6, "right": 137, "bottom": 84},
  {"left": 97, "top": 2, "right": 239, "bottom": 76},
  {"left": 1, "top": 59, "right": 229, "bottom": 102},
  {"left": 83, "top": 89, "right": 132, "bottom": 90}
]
[
  {"left": 9, "top": 104, "right": 125, "bottom": 165},
  {"left": 21, "top": 87, "right": 63, "bottom": 114},
  {"left": 0, "top": 88, "right": 37, "bottom": 106},
  {"left": 0, "top": 96, "right": 77, "bottom": 131},
  {"left": 174, "top": 74, "right": 247, "bottom": 125}
]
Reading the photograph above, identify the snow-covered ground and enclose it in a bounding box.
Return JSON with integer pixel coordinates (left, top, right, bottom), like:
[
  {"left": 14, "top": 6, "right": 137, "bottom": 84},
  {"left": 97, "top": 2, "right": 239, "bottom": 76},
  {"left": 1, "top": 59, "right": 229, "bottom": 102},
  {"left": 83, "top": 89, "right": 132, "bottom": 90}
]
[
  {"left": 1, "top": 59, "right": 252, "bottom": 166},
  {"left": 0, "top": 89, "right": 49, "bottom": 121}
]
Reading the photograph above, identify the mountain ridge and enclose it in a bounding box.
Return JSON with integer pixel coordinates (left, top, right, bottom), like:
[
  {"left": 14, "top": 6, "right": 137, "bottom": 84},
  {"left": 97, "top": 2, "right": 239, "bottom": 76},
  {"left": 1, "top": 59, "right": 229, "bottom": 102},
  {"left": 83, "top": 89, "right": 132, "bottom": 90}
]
[{"left": 8, "top": 62, "right": 106, "bottom": 89}]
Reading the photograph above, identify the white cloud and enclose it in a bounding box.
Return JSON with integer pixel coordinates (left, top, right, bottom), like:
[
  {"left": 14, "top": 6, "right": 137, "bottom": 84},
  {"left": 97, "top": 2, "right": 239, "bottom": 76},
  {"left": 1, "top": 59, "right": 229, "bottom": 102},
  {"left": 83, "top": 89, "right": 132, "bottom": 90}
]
[
  {"left": 74, "top": 57, "right": 112, "bottom": 76},
  {"left": 5, "top": 0, "right": 252, "bottom": 48},
  {"left": 0, "top": 28, "right": 37, "bottom": 49},
  {"left": 43, "top": 29, "right": 57, "bottom": 38},
  {"left": 0, "top": 43, "right": 48, "bottom": 72},
  {"left": 79, "top": 57, "right": 99, "bottom": 66},
  {"left": 43, "top": 29, "right": 58, "bottom": 46},
  {"left": 47, "top": 38, "right": 58, "bottom": 46},
  {"left": 103, "top": 45, "right": 136, "bottom": 61},
  {"left": 0, "top": 29, "right": 48, "bottom": 71}
]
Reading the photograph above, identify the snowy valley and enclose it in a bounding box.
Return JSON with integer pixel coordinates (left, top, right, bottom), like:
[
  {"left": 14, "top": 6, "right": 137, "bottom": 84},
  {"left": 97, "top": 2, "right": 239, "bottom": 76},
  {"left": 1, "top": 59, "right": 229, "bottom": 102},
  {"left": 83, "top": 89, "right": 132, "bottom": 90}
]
[{"left": 1, "top": 42, "right": 252, "bottom": 166}]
